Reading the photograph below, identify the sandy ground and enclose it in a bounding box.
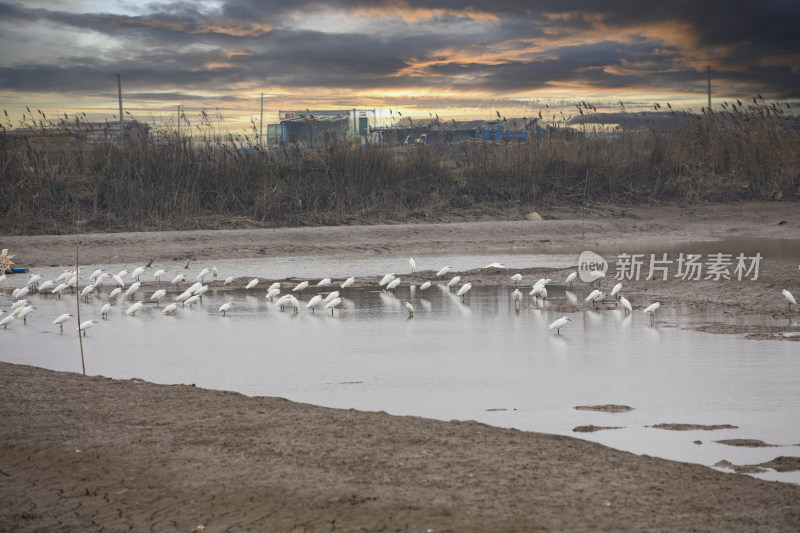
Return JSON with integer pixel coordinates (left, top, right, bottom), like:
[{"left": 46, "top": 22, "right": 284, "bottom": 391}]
[{"left": 2, "top": 201, "right": 800, "bottom": 531}]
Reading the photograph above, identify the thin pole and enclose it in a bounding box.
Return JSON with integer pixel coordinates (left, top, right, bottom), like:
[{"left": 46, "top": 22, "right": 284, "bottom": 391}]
[
  {"left": 117, "top": 73, "right": 123, "bottom": 139},
  {"left": 259, "top": 93, "right": 264, "bottom": 148},
  {"left": 75, "top": 208, "right": 86, "bottom": 375},
  {"left": 707, "top": 65, "right": 711, "bottom": 110},
  {"left": 177, "top": 104, "right": 181, "bottom": 140}
]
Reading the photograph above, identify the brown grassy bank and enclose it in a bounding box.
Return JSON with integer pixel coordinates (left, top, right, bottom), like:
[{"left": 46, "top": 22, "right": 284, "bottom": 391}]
[{"left": 2, "top": 101, "right": 798, "bottom": 235}]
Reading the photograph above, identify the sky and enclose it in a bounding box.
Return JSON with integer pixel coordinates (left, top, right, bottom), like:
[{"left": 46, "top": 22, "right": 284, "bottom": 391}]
[{"left": 1, "top": 0, "right": 799, "bottom": 132}]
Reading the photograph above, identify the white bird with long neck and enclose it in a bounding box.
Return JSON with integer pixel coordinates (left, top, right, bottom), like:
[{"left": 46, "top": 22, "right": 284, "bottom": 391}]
[
  {"left": 293, "top": 281, "right": 309, "bottom": 293},
  {"left": 619, "top": 296, "right": 633, "bottom": 315},
  {"left": 224, "top": 276, "right": 234, "bottom": 286},
  {"left": 341, "top": 277, "right": 355, "bottom": 289},
  {"left": 306, "top": 295, "right": 324, "bottom": 313},
  {"left": 108, "top": 287, "right": 122, "bottom": 301},
  {"left": 436, "top": 266, "right": 451, "bottom": 278},
  {"left": 197, "top": 268, "right": 211, "bottom": 282},
  {"left": 565, "top": 271, "right": 577, "bottom": 288},
  {"left": 643, "top": 302, "right": 661, "bottom": 324},
  {"left": 78, "top": 320, "right": 97, "bottom": 335},
  {"left": 782, "top": 289, "right": 796, "bottom": 309},
  {"left": 153, "top": 269, "right": 166, "bottom": 283},
  {"left": 386, "top": 278, "right": 401, "bottom": 292},
  {"left": 379, "top": 274, "right": 395, "bottom": 287},
  {"left": 171, "top": 273, "right": 186, "bottom": 285},
  {"left": 446, "top": 275, "right": 461, "bottom": 290},
  {"left": 409, "top": 257, "right": 416, "bottom": 273},
  {"left": 511, "top": 273, "right": 523, "bottom": 286},
  {"left": 125, "top": 301, "right": 144, "bottom": 316},
  {"left": 0, "top": 315, "right": 14, "bottom": 328},
  {"left": 53, "top": 313, "right": 72, "bottom": 332},
  {"left": 548, "top": 315, "right": 571, "bottom": 334},
  {"left": 513, "top": 289, "right": 522, "bottom": 308},
  {"left": 405, "top": 301, "right": 414, "bottom": 317},
  {"left": 131, "top": 266, "right": 146, "bottom": 281},
  {"left": 100, "top": 303, "right": 111, "bottom": 318},
  {"left": 317, "top": 278, "right": 332, "bottom": 288},
  {"left": 419, "top": 281, "right": 431, "bottom": 292},
  {"left": 219, "top": 302, "right": 233, "bottom": 316},
  {"left": 162, "top": 303, "right": 178, "bottom": 315},
  {"left": 324, "top": 291, "right": 340, "bottom": 303},
  {"left": 150, "top": 289, "right": 167, "bottom": 305},
  {"left": 125, "top": 281, "right": 141, "bottom": 299},
  {"left": 610, "top": 282, "right": 623, "bottom": 299},
  {"left": 457, "top": 282, "right": 472, "bottom": 301},
  {"left": 325, "top": 297, "right": 342, "bottom": 315}
]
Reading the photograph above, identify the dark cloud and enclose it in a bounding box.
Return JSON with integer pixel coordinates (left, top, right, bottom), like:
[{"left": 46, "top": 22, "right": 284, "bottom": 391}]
[{"left": 1, "top": 0, "right": 798, "bottom": 116}]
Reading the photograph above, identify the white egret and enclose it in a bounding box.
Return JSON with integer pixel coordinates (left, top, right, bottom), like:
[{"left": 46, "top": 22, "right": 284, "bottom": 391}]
[
  {"left": 197, "top": 268, "right": 211, "bottom": 282},
  {"left": 195, "top": 285, "right": 209, "bottom": 301},
  {"left": 162, "top": 303, "right": 178, "bottom": 315},
  {"left": 13, "top": 287, "right": 30, "bottom": 300},
  {"left": 306, "top": 295, "right": 324, "bottom": 313},
  {"left": 565, "top": 271, "right": 578, "bottom": 289},
  {"left": 10, "top": 299, "right": 28, "bottom": 310},
  {"left": 275, "top": 294, "right": 293, "bottom": 309},
  {"left": 38, "top": 280, "right": 55, "bottom": 293},
  {"left": 409, "top": 257, "right": 416, "bottom": 273},
  {"left": 211, "top": 266, "right": 218, "bottom": 280},
  {"left": 80, "top": 285, "right": 95, "bottom": 301},
  {"left": 111, "top": 274, "right": 126, "bottom": 288},
  {"left": 224, "top": 276, "right": 234, "bottom": 286},
  {"left": 782, "top": 289, "right": 796, "bottom": 309},
  {"left": 379, "top": 274, "right": 395, "bottom": 287},
  {"left": 268, "top": 282, "right": 281, "bottom": 292},
  {"left": 100, "top": 303, "right": 111, "bottom": 318},
  {"left": 187, "top": 282, "right": 203, "bottom": 294},
  {"left": 341, "top": 277, "right": 355, "bottom": 289},
  {"left": 108, "top": 287, "right": 122, "bottom": 301},
  {"left": 513, "top": 289, "right": 522, "bottom": 308},
  {"left": 78, "top": 320, "right": 97, "bottom": 335},
  {"left": 484, "top": 262, "right": 506, "bottom": 270},
  {"left": 643, "top": 302, "right": 661, "bottom": 324},
  {"left": 610, "top": 282, "right": 622, "bottom": 299},
  {"left": 0, "top": 315, "right": 14, "bottom": 328},
  {"left": 447, "top": 275, "right": 461, "bottom": 290},
  {"left": 317, "top": 278, "right": 332, "bottom": 288},
  {"left": 548, "top": 315, "right": 571, "bottom": 334},
  {"left": 325, "top": 297, "right": 342, "bottom": 315},
  {"left": 285, "top": 295, "right": 301, "bottom": 313},
  {"left": 386, "top": 278, "right": 401, "bottom": 292},
  {"left": 511, "top": 273, "right": 523, "bottom": 286},
  {"left": 171, "top": 273, "right": 186, "bottom": 285},
  {"left": 293, "top": 281, "right": 309, "bottom": 293},
  {"left": 324, "top": 291, "right": 340, "bottom": 303},
  {"left": 93, "top": 274, "right": 108, "bottom": 288},
  {"left": 265, "top": 288, "right": 280, "bottom": 300},
  {"left": 153, "top": 269, "right": 166, "bottom": 283},
  {"left": 588, "top": 270, "right": 605, "bottom": 285},
  {"left": 53, "top": 313, "right": 72, "bottom": 332},
  {"left": 125, "top": 281, "right": 141, "bottom": 299},
  {"left": 131, "top": 266, "right": 146, "bottom": 281},
  {"left": 419, "top": 281, "right": 431, "bottom": 292},
  {"left": 219, "top": 302, "right": 233, "bottom": 316},
  {"left": 436, "top": 266, "right": 451, "bottom": 278},
  {"left": 457, "top": 282, "right": 472, "bottom": 301},
  {"left": 89, "top": 269, "right": 103, "bottom": 281},
  {"left": 175, "top": 290, "right": 193, "bottom": 304},
  {"left": 150, "top": 289, "right": 167, "bottom": 304},
  {"left": 16, "top": 306, "right": 34, "bottom": 324},
  {"left": 125, "top": 301, "right": 144, "bottom": 316},
  {"left": 27, "top": 274, "right": 42, "bottom": 288},
  {"left": 619, "top": 296, "right": 633, "bottom": 315},
  {"left": 405, "top": 301, "right": 414, "bottom": 317},
  {"left": 187, "top": 295, "right": 202, "bottom": 306},
  {"left": 117, "top": 269, "right": 129, "bottom": 279},
  {"left": 585, "top": 289, "right": 602, "bottom": 306}
]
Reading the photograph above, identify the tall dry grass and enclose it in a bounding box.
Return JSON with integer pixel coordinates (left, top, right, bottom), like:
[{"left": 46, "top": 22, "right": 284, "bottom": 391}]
[{"left": 1, "top": 100, "right": 798, "bottom": 234}]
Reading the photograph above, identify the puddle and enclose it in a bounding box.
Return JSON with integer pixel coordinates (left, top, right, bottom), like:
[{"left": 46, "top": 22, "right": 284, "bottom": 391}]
[{"left": 3, "top": 280, "right": 799, "bottom": 485}]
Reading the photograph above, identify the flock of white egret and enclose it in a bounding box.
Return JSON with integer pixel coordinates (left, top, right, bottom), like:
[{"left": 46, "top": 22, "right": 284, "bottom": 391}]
[{"left": 1, "top": 256, "right": 796, "bottom": 337}]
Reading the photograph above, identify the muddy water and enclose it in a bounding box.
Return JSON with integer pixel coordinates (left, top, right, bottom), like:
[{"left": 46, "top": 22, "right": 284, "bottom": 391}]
[{"left": 3, "top": 279, "right": 799, "bottom": 484}]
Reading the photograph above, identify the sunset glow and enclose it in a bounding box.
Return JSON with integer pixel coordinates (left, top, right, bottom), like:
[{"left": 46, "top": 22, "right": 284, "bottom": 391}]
[{"left": 1, "top": 1, "right": 797, "bottom": 132}]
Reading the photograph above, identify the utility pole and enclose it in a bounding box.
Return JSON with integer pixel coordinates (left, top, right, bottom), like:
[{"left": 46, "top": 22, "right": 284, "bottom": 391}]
[
  {"left": 117, "top": 73, "right": 123, "bottom": 140},
  {"left": 259, "top": 92, "right": 264, "bottom": 148},
  {"left": 707, "top": 65, "right": 711, "bottom": 111},
  {"left": 177, "top": 104, "right": 181, "bottom": 140}
]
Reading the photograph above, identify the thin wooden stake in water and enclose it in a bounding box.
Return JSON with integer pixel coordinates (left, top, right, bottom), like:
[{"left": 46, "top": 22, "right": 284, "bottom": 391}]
[{"left": 76, "top": 209, "right": 86, "bottom": 375}]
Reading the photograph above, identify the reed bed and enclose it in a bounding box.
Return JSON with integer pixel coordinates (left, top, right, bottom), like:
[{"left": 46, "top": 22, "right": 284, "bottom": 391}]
[{"left": 1, "top": 100, "right": 798, "bottom": 234}]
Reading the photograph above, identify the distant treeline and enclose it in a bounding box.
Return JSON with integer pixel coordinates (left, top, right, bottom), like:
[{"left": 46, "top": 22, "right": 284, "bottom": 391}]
[{"left": 1, "top": 101, "right": 798, "bottom": 234}]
